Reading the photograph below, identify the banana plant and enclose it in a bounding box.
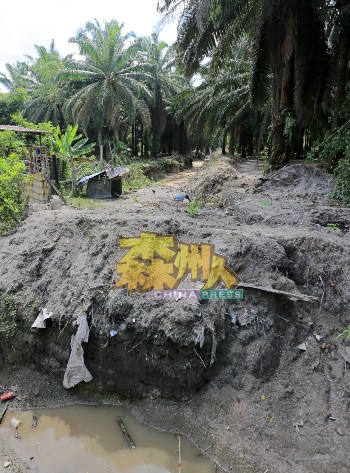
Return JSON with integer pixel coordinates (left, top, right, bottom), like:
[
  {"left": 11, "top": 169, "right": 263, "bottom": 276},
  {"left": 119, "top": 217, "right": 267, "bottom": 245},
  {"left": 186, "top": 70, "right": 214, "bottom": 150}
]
[{"left": 53, "top": 124, "right": 94, "bottom": 195}]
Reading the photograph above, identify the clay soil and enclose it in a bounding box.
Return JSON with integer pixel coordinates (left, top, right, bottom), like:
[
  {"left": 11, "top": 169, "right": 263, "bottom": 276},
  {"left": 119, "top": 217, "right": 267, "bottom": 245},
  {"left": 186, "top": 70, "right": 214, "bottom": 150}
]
[{"left": 1, "top": 156, "right": 350, "bottom": 473}]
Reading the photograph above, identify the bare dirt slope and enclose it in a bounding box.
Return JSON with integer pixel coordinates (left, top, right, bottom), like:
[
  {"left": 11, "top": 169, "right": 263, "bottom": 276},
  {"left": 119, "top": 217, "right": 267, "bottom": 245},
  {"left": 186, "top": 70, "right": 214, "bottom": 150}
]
[{"left": 1, "top": 157, "right": 350, "bottom": 473}]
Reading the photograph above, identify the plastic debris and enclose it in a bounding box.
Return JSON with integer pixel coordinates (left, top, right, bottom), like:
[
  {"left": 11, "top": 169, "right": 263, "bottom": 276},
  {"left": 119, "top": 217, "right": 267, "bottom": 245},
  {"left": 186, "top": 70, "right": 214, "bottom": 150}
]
[
  {"left": 237, "top": 308, "right": 257, "bottom": 326},
  {"left": 194, "top": 326, "right": 205, "bottom": 348},
  {"left": 1, "top": 392, "right": 15, "bottom": 402},
  {"left": 314, "top": 334, "right": 322, "bottom": 342},
  {"left": 261, "top": 393, "right": 266, "bottom": 401},
  {"left": 230, "top": 311, "right": 238, "bottom": 325},
  {"left": 298, "top": 342, "right": 308, "bottom": 351},
  {"left": 63, "top": 314, "right": 93, "bottom": 389},
  {"left": 4, "top": 462, "right": 11, "bottom": 468},
  {"left": 110, "top": 330, "right": 118, "bottom": 337},
  {"left": 31, "top": 308, "right": 53, "bottom": 329},
  {"left": 293, "top": 420, "right": 304, "bottom": 436},
  {"left": 10, "top": 418, "right": 22, "bottom": 429}
]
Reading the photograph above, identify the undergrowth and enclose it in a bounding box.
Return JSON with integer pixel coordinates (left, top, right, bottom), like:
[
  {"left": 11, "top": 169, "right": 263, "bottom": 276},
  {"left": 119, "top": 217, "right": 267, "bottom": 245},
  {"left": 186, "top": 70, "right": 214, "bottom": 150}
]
[{"left": 0, "top": 294, "right": 17, "bottom": 338}]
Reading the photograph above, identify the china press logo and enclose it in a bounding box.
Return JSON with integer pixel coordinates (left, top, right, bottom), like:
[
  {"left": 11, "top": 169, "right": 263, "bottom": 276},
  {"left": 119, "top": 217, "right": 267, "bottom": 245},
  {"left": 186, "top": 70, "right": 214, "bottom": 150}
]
[{"left": 113, "top": 232, "right": 243, "bottom": 300}]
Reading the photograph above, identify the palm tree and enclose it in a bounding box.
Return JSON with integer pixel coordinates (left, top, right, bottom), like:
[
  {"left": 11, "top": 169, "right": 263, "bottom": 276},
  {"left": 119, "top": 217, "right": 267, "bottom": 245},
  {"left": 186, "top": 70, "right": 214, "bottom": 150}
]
[
  {"left": 0, "top": 40, "right": 72, "bottom": 127},
  {"left": 133, "top": 34, "right": 188, "bottom": 157},
  {"left": 175, "top": 37, "right": 254, "bottom": 156},
  {"left": 61, "top": 20, "right": 152, "bottom": 165}
]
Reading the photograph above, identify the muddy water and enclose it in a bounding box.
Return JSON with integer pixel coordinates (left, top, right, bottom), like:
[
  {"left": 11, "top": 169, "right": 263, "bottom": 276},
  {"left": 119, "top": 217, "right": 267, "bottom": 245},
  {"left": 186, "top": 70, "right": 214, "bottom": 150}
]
[{"left": 2, "top": 405, "right": 218, "bottom": 473}]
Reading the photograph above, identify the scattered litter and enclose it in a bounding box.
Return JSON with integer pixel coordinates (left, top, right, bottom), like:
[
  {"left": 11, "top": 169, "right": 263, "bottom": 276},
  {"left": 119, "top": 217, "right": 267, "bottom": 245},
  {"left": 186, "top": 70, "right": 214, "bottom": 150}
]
[
  {"left": 3, "top": 462, "right": 11, "bottom": 468},
  {"left": 320, "top": 341, "right": 326, "bottom": 350},
  {"left": 293, "top": 420, "right": 304, "bottom": 436},
  {"left": 63, "top": 314, "right": 93, "bottom": 389},
  {"left": 194, "top": 326, "right": 205, "bottom": 348},
  {"left": 314, "top": 334, "right": 322, "bottom": 342},
  {"left": 328, "top": 416, "right": 337, "bottom": 421},
  {"left": 10, "top": 418, "right": 22, "bottom": 429},
  {"left": 298, "top": 343, "right": 308, "bottom": 351},
  {"left": 261, "top": 393, "right": 266, "bottom": 401},
  {"left": 230, "top": 311, "right": 238, "bottom": 325},
  {"left": 225, "top": 425, "right": 230, "bottom": 430},
  {"left": 237, "top": 308, "right": 257, "bottom": 326},
  {"left": 1, "top": 391, "right": 15, "bottom": 402},
  {"left": 116, "top": 417, "right": 136, "bottom": 450},
  {"left": 110, "top": 330, "right": 118, "bottom": 337},
  {"left": 31, "top": 308, "right": 53, "bottom": 329},
  {"left": 133, "top": 203, "right": 143, "bottom": 208}
]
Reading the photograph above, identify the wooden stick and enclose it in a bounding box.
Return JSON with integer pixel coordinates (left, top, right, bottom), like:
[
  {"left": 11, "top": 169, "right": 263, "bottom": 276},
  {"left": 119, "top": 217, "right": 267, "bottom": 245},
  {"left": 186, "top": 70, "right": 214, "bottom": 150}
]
[
  {"left": 116, "top": 417, "right": 136, "bottom": 450},
  {"left": 238, "top": 283, "right": 319, "bottom": 302},
  {"left": 43, "top": 174, "right": 67, "bottom": 204},
  {"left": 0, "top": 402, "right": 8, "bottom": 424},
  {"left": 178, "top": 435, "right": 182, "bottom": 473}
]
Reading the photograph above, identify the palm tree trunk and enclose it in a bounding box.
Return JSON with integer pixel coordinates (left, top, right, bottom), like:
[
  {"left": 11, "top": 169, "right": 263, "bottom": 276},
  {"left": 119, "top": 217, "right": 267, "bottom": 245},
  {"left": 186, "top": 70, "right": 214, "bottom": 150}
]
[
  {"left": 99, "top": 129, "right": 104, "bottom": 170},
  {"left": 221, "top": 130, "right": 227, "bottom": 155},
  {"left": 229, "top": 126, "right": 235, "bottom": 155},
  {"left": 271, "top": 51, "right": 295, "bottom": 168},
  {"left": 333, "top": 23, "right": 350, "bottom": 129}
]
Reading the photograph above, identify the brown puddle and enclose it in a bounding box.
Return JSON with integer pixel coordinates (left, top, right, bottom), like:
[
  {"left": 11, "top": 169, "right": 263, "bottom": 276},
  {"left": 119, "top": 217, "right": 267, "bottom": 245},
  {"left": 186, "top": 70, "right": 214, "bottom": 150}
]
[{"left": 1, "top": 405, "right": 219, "bottom": 473}]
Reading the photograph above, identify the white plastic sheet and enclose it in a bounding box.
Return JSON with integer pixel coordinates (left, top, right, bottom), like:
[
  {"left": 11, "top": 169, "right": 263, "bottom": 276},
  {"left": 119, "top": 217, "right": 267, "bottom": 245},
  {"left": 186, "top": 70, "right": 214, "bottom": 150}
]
[
  {"left": 31, "top": 308, "right": 53, "bottom": 329},
  {"left": 63, "top": 314, "right": 93, "bottom": 389}
]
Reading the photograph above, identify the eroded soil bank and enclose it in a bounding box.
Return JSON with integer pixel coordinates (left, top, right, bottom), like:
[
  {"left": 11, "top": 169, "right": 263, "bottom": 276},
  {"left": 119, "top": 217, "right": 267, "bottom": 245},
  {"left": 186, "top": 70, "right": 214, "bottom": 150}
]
[{"left": 1, "top": 157, "right": 350, "bottom": 473}]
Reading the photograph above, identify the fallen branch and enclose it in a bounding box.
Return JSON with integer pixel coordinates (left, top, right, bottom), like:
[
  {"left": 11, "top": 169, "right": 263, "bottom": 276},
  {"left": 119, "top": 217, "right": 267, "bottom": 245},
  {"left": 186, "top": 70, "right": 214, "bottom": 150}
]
[
  {"left": 253, "top": 165, "right": 288, "bottom": 192},
  {"left": 0, "top": 402, "right": 8, "bottom": 424},
  {"left": 116, "top": 417, "right": 136, "bottom": 450},
  {"left": 239, "top": 283, "right": 319, "bottom": 302}
]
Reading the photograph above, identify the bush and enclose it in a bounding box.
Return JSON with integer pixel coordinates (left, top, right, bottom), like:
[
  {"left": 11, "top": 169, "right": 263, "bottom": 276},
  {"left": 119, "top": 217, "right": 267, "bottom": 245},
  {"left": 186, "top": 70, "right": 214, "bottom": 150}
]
[
  {"left": 0, "top": 153, "right": 26, "bottom": 234},
  {"left": 333, "top": 155, "right": 350, "bottom": 206}
]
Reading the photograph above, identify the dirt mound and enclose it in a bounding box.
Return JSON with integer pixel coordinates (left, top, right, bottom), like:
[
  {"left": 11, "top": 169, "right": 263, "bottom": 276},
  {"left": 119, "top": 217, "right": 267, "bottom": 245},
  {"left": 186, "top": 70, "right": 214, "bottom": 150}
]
[
  {"left": 186, "top": 161, "right": 237, "bottom": 197},
  {"left": 263, "top": 164, "right": 334, "bottom": 198},
  {"left": 2, "top": 160, "right": 350, "bottom": 473}
]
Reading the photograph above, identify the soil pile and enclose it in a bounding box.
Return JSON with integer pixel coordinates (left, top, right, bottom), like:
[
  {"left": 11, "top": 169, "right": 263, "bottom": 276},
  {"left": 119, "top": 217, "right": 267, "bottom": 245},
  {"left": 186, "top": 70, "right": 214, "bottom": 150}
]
[
  {"left": 263, "top": 164, "right": 335, "bottom": 199},
  {"left": 186, "top": 161, "right": 237, "bottom": 198}
]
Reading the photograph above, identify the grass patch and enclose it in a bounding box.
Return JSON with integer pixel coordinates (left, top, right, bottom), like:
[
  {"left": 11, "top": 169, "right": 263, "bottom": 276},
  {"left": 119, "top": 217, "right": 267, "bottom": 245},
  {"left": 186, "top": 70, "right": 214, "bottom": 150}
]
[
  {"left": 186, "top": 196, "right": 206, "bottom": 218},
  {"left": 68, "top": 196, "right": 105, "bottom": 209},
  {"left": 0, "top": 294, "right": 17, "bottom": 338}
]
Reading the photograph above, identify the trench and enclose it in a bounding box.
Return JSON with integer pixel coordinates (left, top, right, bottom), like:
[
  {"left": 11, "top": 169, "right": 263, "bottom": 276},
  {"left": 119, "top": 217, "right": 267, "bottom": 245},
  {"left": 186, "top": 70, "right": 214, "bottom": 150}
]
[{"left": 1, "top": 405, "right": 220, "bottom": 473}]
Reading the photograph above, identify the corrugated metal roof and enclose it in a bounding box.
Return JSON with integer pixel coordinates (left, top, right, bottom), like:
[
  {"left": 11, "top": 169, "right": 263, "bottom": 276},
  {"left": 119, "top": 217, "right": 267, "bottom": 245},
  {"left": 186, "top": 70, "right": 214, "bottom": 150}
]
[
  {"left": 0, "top": 125, "right": 50, "bottom": 135},
  {"left": 77, "top": 167, "right": 130, "bottom": 187}
]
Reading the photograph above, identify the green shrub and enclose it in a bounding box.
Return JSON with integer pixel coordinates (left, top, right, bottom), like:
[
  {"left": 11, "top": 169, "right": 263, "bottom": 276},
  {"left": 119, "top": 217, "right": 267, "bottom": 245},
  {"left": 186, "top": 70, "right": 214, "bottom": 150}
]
[
  {"left": 0, "top": 153, "right": 26, "bottom": 233},
  {"left": 0, "top": 294, "right": 17, "bottom": 338},
  {"left": 124, "top": 163, "right": 153, "bottom": 190},
  {"left": 333, "top": 155, "right": 350, "bottom": 206}
]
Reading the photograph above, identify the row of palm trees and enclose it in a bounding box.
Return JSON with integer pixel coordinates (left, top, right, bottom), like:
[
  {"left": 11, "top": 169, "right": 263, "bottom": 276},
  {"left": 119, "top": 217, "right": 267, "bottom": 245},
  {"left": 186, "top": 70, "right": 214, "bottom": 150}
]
[
  {"left": 0, "top": 20, "right": 188, "bottom": 160},
  {"left": 1, "top": 3, "right": 350, "bottom": 169},
  {"left": 158, "top": 0, "right": 350, "bottom": 169}
]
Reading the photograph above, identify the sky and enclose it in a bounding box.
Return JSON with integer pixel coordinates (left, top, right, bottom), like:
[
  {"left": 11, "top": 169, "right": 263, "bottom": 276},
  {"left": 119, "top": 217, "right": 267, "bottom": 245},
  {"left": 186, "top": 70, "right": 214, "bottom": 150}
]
[{"left": 0, "top": 0, "right": 178, "bottom": 91}]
